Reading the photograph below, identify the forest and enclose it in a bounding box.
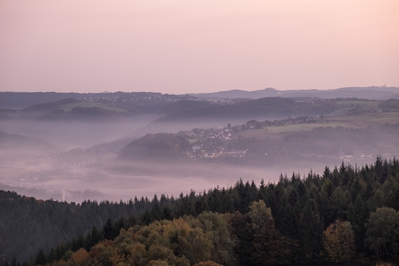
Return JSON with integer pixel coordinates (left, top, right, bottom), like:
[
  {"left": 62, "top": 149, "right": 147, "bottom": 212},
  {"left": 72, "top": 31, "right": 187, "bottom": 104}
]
[{"left": 1, "top": 157, "right": 399, "bottom": 265}]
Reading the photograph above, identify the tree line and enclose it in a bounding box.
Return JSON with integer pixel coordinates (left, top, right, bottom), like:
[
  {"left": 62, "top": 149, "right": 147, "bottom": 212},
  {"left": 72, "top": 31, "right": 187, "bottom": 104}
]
[{"left": 1, "top": 157, "right": 399, "bottom": 265}]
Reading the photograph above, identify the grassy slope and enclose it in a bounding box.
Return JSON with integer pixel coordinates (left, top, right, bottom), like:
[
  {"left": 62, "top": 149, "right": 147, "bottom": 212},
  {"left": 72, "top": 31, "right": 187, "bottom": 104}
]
[
  {"left": 336, "top": 100, "right": 379, "bottom": 107},
  {"left": 238, "top": 110, "right": 399, "bottom": 140},
  {"left": 57, "top": 102, "right": 129, "bottom": 113}
]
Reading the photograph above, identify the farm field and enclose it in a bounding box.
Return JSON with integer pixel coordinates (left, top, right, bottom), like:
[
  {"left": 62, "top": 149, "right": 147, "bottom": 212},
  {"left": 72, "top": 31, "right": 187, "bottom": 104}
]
[
  {"left": 336, "top": 100, "right": 380, "bottom": 107},
  {"left": 237, "top": 110, "right": 399, "bottom": 140},
  {"left": 327, "top": 111, "right": 399, "bottom": 127}
]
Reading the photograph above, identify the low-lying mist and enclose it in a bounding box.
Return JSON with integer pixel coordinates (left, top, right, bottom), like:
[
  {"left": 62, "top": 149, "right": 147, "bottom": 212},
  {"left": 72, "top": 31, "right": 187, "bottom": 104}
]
[
  {"left": 2, "top": 112, "right": 395, "bottom": 203},
  {"left": 0, "top": 115, "right": 262, "bottom": 150},
  {"left": 0, "top": 115, "right": 158, "bottom": 150},
  {"left": 0, "top": 144, "right": 331, "bottom": 203}
]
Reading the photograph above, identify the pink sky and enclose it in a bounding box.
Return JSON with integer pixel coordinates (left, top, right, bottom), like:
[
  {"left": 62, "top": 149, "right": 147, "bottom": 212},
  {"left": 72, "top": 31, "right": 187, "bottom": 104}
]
[{"left": 1, "top": 0, "right": 398, "bottom": 94}]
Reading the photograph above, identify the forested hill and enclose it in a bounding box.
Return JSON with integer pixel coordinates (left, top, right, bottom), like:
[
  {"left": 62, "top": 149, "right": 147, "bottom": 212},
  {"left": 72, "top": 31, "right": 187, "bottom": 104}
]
[
  {"left": 154, "top": 97, "right": 338, "bottom": 123},
  {"left": 1, "top": 158, "right": 399, "bottom": 265}
]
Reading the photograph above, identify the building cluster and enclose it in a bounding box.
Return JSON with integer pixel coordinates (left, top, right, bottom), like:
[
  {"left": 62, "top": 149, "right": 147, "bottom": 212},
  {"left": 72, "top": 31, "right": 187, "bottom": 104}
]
[
  {"left": 174, "top": 115, "right": 322, "bottom": 159},
  {"left": 176, "top": 126, "right": 235, "bottom": 157}
]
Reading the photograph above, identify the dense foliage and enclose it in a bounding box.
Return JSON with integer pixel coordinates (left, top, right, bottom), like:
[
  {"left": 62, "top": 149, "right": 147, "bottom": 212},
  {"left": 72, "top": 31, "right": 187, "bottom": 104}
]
[{"left": 1, "top": 157, "right": 399, "bottom": 265}]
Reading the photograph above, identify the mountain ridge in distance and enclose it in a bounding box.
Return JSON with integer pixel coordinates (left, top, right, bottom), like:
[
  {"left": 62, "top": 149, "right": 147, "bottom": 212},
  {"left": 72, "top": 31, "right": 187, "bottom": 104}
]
[
  {"left": 2, "top": 86, "right": 398, "bottom": 110},
  {"left": 191, "top": 86, "right": 399, "bottom": 100}
]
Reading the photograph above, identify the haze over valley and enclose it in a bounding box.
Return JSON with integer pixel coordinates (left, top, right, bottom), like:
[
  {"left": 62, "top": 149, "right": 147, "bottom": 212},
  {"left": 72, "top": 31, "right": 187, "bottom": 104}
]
[{"left": 1, "top": 89, "right": 399, "bottom": 202}]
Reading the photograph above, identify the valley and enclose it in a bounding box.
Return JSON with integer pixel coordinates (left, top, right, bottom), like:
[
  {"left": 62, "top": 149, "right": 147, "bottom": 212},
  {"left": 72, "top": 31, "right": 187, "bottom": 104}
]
[{"left": 1, "top": 91, "right": 398, "bottom": 203}]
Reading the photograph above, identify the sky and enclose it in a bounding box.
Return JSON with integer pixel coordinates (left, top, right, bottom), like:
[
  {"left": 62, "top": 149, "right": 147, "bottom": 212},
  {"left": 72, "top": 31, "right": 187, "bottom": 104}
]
[{"left": 1, "top": 0, "right": 398, "bottom": 94}]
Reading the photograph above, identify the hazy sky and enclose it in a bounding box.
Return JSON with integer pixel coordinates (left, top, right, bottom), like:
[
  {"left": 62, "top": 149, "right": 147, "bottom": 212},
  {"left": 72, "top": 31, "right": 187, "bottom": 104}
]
[{"left": 1, "top": 0, "right": 398, "bottom": 94}]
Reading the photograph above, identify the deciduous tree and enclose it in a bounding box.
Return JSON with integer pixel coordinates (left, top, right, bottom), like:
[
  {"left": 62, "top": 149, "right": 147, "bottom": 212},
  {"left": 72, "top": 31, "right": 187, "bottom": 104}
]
[
  {"left": 323, "top": 219, "right": 355, "bottom": 263},
  {"left": 365, "top": 207, "right": 399, "bottom": 260}
]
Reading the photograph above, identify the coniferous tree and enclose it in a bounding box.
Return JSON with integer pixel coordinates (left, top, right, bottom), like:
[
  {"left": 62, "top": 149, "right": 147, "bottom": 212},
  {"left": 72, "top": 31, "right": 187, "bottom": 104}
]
[
  {"left": 35, "top": 249, "right": 46, "bottom": 265},
  {"left": 247, "top": 200, "right": 291, "bottom": 265},
  {"left": 229, "top": 211, "right": 253, "bottom": 266},
  {"left": 102, "top": 218, "right": 113, "bottom": 240},
  {"left": 297, "top": 199, "right": 324, "bottom": 263}
]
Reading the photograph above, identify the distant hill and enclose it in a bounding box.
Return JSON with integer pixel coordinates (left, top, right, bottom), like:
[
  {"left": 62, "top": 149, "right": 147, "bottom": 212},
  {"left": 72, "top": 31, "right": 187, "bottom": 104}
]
[
  {"left": 0, "top": 92, "right": 83, "bottom": 109},
  {"left": 191, "top": 86, "right": 399, "bottom": 100},
  {"left": 119, "top": 133, "right": 190, "bottom": 161},
  {"left": 160, "top": 100, "right": 215, "bottom": 114},
  {"left": 3, "top": 87, "right": 398, "bottom": 110},
  {"left": 191, "top": 88, "right": 280, "bottom": 99},
  {"left": 24, "top": 98, "right": 79, "bottom": 112},
  {"left": 153, "top": 97, "right": 338, "bottom": 123},
  {"left": 22, "top": 98, "right": 137, "bottom": 121},
  {"left": 39, "top": 106, "right": 120, "bottom": 121},
  {"left": 0, "top": 131, "right": 55, "bottom": 151},
  {"left": 122, "top": 119, "right": 399, "bottom": 166},
  {"left": 0, "top": 91, "right": 196, "bottom": 109}
]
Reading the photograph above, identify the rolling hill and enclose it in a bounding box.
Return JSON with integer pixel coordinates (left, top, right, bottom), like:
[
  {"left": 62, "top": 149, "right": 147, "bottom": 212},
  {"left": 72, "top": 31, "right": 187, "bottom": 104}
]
[
  {"left": 119, "top": 133, "right": 190, "bottom": 161},
  {"left": 160, "top": 100, "right": 215, "bottom": 114},
  {"left": 192, "top": 86, "right": 399, "bottom": 100},
  {"left": 153, "top": 97, "right": 338, "bottom": 123}
]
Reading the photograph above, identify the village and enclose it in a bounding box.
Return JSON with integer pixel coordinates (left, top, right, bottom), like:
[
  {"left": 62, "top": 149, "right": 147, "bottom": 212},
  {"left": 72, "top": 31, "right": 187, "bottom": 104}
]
[
  {"left": 173, "top": 115, "right": 384, "bottom": 164},
  {"left": 175, "top": 116, "right": 321, "bottom": 159}
]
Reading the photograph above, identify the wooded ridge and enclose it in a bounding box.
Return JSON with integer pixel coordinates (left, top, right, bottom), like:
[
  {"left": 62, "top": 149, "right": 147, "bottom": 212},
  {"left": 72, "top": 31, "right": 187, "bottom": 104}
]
[{"left": 1, "top": 157, "right": 399, "bottom": 265}]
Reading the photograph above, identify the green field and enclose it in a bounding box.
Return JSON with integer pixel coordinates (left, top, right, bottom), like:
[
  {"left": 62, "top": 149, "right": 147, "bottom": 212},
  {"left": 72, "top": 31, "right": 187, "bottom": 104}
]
[
  {"left": 57, "top": 102, "right": 129, "bottom": 113},
  {"left": 336, "top": 100, "right": 379, "bottom": 107},
  {"left": 237, "top": 111, "right": 399, "bottom": 139},
  {"left": 326, "top": 107, "right": 355, "bottom": 117},
  {"left": 327, "top": 111, "right": 399, "bottom": 127}
]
